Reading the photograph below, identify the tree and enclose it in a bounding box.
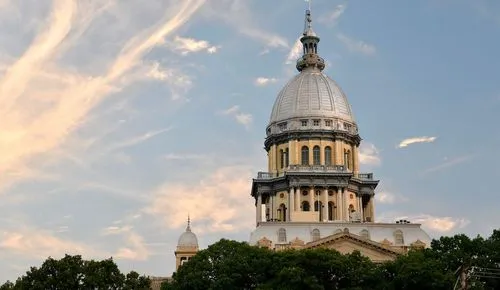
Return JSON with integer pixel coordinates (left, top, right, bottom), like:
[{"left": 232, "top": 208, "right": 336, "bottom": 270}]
[
  {"left": 381, "top": 249, "right": 455, "bottom": 290},
  {"left": 0, "top": 254, "right": 150, "bottom": 290},
  {"left": 165, "top": 239, "right": 274, "bottom": 290},
  {"left": 163, "top": 239, "right": 387, "bottom": 290}
]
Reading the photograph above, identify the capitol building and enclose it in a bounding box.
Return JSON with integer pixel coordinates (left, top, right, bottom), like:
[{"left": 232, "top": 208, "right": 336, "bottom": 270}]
[{"left": 156, "top": 7, "right": 432, "bottom": 288}]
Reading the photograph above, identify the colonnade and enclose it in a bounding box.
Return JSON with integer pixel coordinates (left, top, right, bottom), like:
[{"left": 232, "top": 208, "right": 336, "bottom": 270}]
[{"left": 256, "top": 187, "right": 375, "bottom": 225}]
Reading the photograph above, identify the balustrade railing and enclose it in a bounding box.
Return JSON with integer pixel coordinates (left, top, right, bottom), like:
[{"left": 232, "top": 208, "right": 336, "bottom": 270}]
[{"left": 256, "top": 167, "right": 375, "bottom": 181}]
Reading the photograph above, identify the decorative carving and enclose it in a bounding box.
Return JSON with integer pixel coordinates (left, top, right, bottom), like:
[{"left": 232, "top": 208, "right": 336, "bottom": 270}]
[
  {"left": 257, "top": 237, "right": 273, "bottom": 249},
  {"left": 290, "top": 237, "right": 305, "bottom": 249},
  {"left": 410, "top": 239, "right": 426, "bottom": 249},
  {"left": 380, "top": 239, "right": 393, "bottom": 247}
]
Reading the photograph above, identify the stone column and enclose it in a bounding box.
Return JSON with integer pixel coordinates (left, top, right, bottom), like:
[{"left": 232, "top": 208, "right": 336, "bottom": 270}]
[
  {"left": 369, "top": 196, "right": 375, "bottom": 222},
  {"left": 341, "top": 188, "right": 346, "bottom": 221},
  {"left": 322, "top": 188, "right": 328, "bottom": 222},
  {"left": 309, "top": 187, "right": 314, "bottom": 211},
  {"left": 353, "top": 145, "right": 360, "bottom": 173},
  {"left": 335, "top": 188, "right": 341, "bottom": 220},
  {"left": 256, "top": 194, "right": 262, "bottom": 225},
  {"left": 294, "top": 187, "right": 300, "bottom": 212},
  {"left": 270, "top": 193, "right": 274, "bottom": 220},
  {"left": 288, "top": 188, "right": 293, "bottom": 221},
  {"left": 295, "top": 140, "right": 299, "bottom": 165},
  {"left": 358, "top": 195, "right": 364, "bottom": 222}
]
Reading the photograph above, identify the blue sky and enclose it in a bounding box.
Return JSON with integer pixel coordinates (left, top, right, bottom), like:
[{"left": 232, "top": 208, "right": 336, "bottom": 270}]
[{"left": 0, "top": 0, "right": 499, "bottom": 281}]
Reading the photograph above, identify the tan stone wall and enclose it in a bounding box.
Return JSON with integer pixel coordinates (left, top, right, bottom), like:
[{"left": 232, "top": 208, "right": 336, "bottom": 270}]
[{"left": 268, "top": 139, "right": 358, "bottom": 172}]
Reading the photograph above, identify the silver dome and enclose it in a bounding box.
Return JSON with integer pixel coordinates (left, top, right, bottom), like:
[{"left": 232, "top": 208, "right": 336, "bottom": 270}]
[
  {"left": 177, "top": 231, "right": 198, "bottom": 248},
  {"left": 177, "top": 220, "right": 199, "bottom": 249},
  {"left": 269, "top": 68, "right": 355, "bottom": 126}
]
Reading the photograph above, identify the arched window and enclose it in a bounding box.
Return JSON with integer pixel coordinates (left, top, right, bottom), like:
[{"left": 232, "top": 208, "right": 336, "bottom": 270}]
[
  {"left": 278, "top": 228, "right": 287, "bottom": 243},
  {"left": 279, "top": 149, "right": 284, "bottom": 169},
  {"left": 325, "top": 146, "right": 332, "bottom": 166},
  {"left": 312, "top": 229, "right": 320, "bottom": 241},
  {"left": 302, "top": 201, "right": 310, "bottom": 212},
  {"left": 394, "top": 230, "right": 404, "bottom": 245},
  {"left": 360, "top": 229, "right": 370, "bottom": 240},
  {"left": 313, "top": 146, "right": 320, "bottom": 165},
  {"left": 301, "top": 146, "right": 309, "bottom": 165},
  {"left": 349, "top": 204, "right": 355, "bottom": 213},
  {"left": 328, "top": 202, "right": 335, "bottom": 221},
  {"left": 314, "top": 200, "right": 320, "bottom": 212}
]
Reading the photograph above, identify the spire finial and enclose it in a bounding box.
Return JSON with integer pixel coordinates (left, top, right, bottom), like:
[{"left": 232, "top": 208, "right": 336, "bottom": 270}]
[
  {"left": 186, "top": 214, "right": 191, "bottom": 231},
  {"left": 296, "top": 2, "right": 325, "bottom": 72},
  {"left": 303, "top": 1, "right": 313, "bottom": 36}
]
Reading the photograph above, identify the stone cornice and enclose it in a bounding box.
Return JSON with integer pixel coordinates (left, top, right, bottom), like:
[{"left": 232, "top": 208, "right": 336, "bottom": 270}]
[{"left": 264, "top": 130, "right": 361, "bottom": 150}]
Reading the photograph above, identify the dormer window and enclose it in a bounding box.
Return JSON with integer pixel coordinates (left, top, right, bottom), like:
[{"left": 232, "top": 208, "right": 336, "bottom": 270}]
[
  {"left": 313, "top": 120, "right": 320, "bottom": 126},
  {"left": 278, "top": 122, "right": 287, "bottom": 131},
  {"left": 301, "top": 120, "right": 308, "bottom": 127}
]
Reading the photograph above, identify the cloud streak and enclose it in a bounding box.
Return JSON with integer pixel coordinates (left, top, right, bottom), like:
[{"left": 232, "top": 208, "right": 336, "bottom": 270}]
[
  {"left": 337, "top": 33, "right": 376, "bottom": 56},
  {"left": 422, "top": 155, "right": 473, "bottom": 174},
  {"left": 168, "top": 36, "right": 219, "bottom": 55},
  {"left": 220, "top": 105, "right": 253, "bottom": 128},
  {"left": 255, "top": 77, "right": 278, "bottom": 86},
  {"left": 358, "top": 142, "right": 381, "bottom": 166},
  {"left": 398, "top": 136, "right": 437, "bottom": 148},
  {"left": 146, "top": 166, "right": 255, "bottom": 234},
  {"left": 318, "top": 4, "right": 347, "bottom": 25},
  {"left": 0, "top": 0, "right": 207, "bottom": 193}
]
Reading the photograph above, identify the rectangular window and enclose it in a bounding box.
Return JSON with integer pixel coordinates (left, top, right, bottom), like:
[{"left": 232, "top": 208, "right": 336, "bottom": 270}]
[
  {"left": 325, "top": 120, "right": 332, "bottom": 126},
  {"left": 301, "top": 120, "right": 308, "bottom": 127},
  {"left": 313, "top": 120, "right": 320, "bottom": 126}
]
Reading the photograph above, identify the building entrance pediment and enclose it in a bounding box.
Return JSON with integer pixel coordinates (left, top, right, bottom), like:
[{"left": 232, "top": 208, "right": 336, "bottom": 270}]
[{"left": 305, "top": 232, "right": 400, "bottom": 263}]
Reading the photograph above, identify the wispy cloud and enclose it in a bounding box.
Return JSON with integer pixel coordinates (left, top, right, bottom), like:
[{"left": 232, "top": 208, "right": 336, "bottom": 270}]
[
  {"left": 164, "top": 153, "right": 209, "bottom": 161},
  {"left": 337, "top": 33, "right": 376, "bottom": 56},
  {"left": 0, "top": 228, "right": 105, "bottom": 259},
  {"left": 375, "top": 191, "right": 408, "bottom": 204},
  {"left": 398, "top": 136, "right": 437, "bottom": 148},
  {"left": 168, "top": 36, "right": 219, "bottom": 55},
  {"left": 145, "top": 166, "right": 254, "bottom": 234},
  {"left": 318, "top": 4, "right": 347, "bottom": 25},
  {"left": 408, "top": 215, "right": 470, "bottom": 234},
  {"left": 255, "top": 77, "right": 278, "bottom": 86},
  {"left": 0, "top": 0, "right": 207, "bottom": 193},
  {"left": 145, "top": 61, "right": 193, "bottom": 101},
  {"left": 286, "top": 38, "right": 302, "bottom": 64},
  {"left": 358, "top": 142, "right": 381, "bottom": 166},
  {"left": 115, "top": 231, "right": 150, "bottom": 261},
  {"left": 106, "top": 128, "right": 172, "bottom": 152},
  {"left": 220, "top": 105, "right": 253, "bottom": 128},
  {"left": 422, "top": 155, "right": 473, "bottom": 174},
  {"left": 207, "top": 0, "right": 288, "bottom": 50},
  {"left": 378, "top": 213, "right": 470, "bottom": 234}
]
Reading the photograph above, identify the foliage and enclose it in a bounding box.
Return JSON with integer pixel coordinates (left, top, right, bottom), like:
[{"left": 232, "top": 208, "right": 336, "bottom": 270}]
[
  {"left": 164, "top": 230, "right": 500, "bottom": 290},
  {"left": 0, "top": 254, "right": 150, "bottom": 290}
]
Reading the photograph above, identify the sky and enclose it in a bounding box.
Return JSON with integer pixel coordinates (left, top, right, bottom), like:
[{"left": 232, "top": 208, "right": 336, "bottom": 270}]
[{"left": 0, "top": 0, "right": 500, "bottom": 282}]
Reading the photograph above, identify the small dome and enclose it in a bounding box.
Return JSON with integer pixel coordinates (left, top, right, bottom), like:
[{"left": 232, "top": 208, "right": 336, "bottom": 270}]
[
  {"left": 269, "top": 68, "right": 355, "bottom": 126},
  {"left": 177, "top": 219, "right": 199, "bottom": 249}
]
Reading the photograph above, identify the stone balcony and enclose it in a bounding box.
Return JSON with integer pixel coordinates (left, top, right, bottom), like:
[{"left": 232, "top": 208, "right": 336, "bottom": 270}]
[{"left": 255, "top": 165, "right": 374, "bottom": 181}]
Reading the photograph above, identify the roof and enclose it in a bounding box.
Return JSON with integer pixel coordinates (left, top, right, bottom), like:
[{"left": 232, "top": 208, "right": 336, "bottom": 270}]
[
  {"left": 249, "top": 222, "right": 432, "bottom": 248},
  {"left": 269, "top": 68, "right": 356, "bottom": 126},
  {"left": 177, "top": 218, "right": 199, "bottom": 248}
]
